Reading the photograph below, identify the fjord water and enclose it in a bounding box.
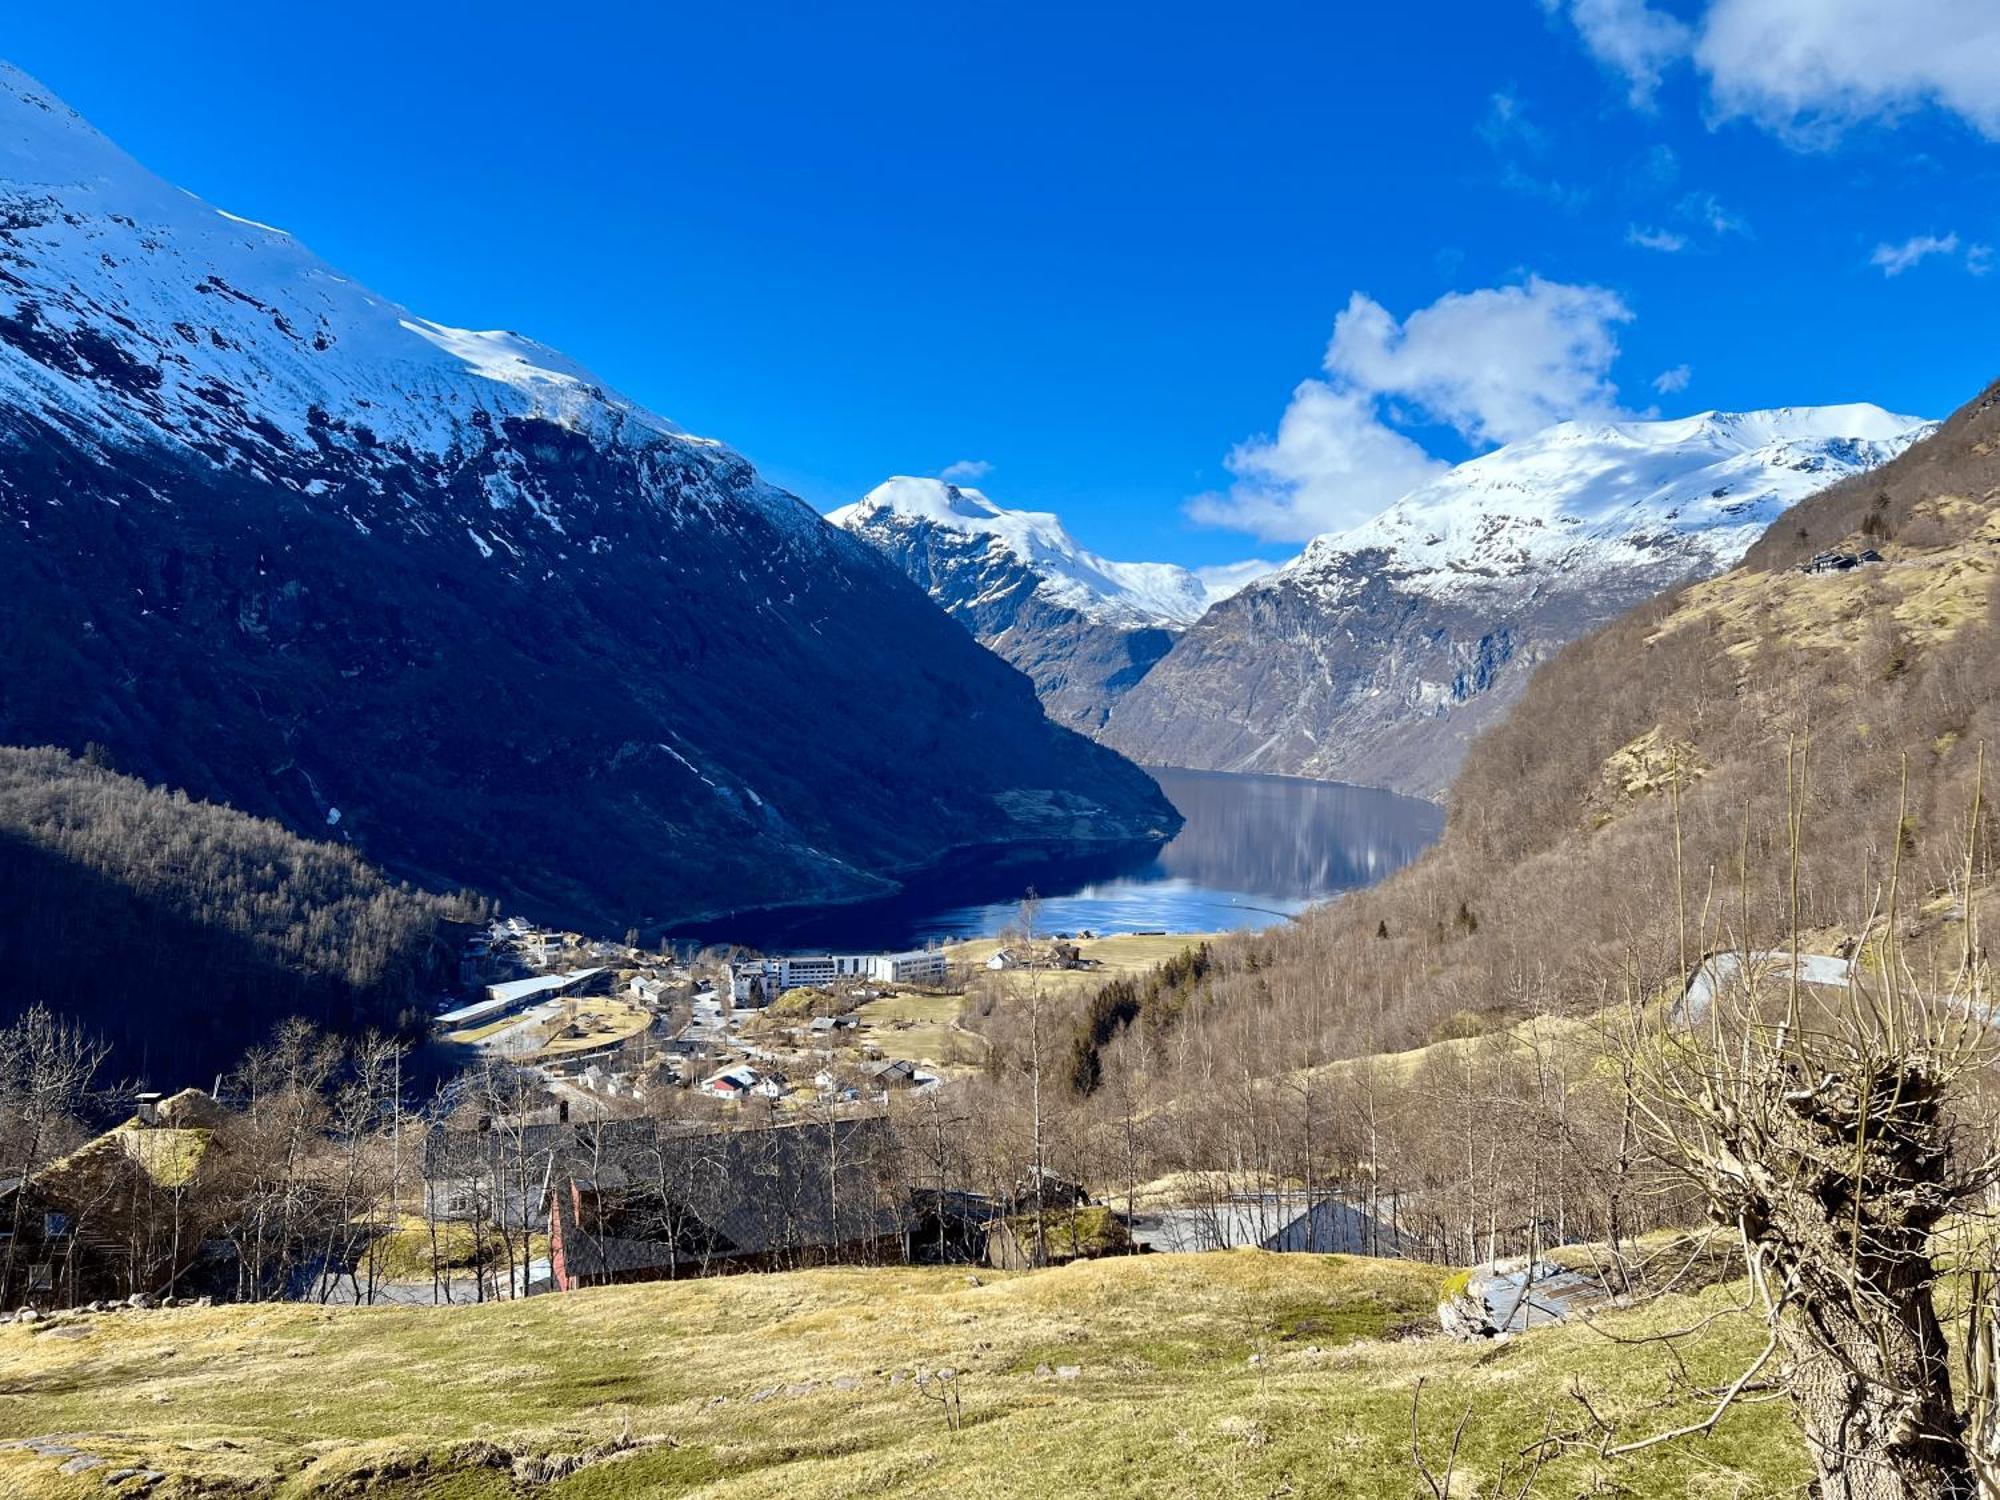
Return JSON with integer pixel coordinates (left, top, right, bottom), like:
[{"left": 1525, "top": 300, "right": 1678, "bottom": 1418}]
[{"left": 705, "top": 768, "right": 1442, "bottom": 950}]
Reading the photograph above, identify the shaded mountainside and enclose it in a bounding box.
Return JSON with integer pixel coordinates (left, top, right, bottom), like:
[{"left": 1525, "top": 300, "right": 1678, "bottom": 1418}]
[
  {"left": 1100, "top": 406, "right": 1929, "bottom": 798},
  {"left": 832, "top": 478, "right": 1255, "bottom": 733},
  {"left": 0, "top": 64, "right": 1175, "bottom": 933},
  {"left": 0, "top": 745, "right": 468, "bottom": 1085}
]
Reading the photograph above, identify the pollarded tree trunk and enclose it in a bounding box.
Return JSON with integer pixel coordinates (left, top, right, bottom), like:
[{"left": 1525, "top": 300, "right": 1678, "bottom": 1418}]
[
  {"left": 1775, "top": 1263, "right": 1972, "bottom": 1500},
  {"left": 1720, "top": 1060, "right": 1976, "bottom": 1500}
]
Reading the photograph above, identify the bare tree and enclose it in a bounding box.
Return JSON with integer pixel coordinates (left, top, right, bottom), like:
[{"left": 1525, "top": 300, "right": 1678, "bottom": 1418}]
[
  {"left": 0, "top": 1005, "right": 107, "bottom": 1303},
  {"left": 1588, "top": 757, "right": 2000, "bottom": 1500}
]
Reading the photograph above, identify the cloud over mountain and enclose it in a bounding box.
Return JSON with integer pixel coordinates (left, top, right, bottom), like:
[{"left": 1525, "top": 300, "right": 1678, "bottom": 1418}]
[{"left": 1189, "top": 278, "right": 1637, "bottom": 542}]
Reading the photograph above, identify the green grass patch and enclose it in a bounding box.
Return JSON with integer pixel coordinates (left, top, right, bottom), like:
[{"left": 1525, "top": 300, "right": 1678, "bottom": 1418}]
[{"left": 0, "top": 1251, "right": 1806, "bottom": 1499}]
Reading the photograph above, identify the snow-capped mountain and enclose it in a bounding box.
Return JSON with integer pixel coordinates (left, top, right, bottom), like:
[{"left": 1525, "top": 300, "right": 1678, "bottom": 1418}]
[
  {"left": 1099, "top": 405, "right": 1933, "bottom": 797},
  {"left": 1283, "top": 405, "right": 1927, "bottom": 607},
  {"left": 833, "top": 476, "right": 1269, "bottom": 731},
  {"left": 832, "top": 477, "right": 1248, "bottom": 627},
  {"left": 0, "top": 62, "right": 1176, "bottom": 929}
]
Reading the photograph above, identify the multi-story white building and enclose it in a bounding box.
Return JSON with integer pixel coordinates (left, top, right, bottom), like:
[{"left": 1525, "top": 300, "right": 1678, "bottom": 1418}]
[{"left": 725, "top": 947, "right": 950, "bottom": 1000}]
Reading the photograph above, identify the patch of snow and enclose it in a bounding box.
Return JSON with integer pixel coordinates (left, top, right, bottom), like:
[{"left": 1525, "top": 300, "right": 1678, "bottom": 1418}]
[
  {"left": 1268, "top": 405, "right": 1934, "bottom": 607},
  {"left": 832, "top": 477, "right": 1245, "bottom": 628}
]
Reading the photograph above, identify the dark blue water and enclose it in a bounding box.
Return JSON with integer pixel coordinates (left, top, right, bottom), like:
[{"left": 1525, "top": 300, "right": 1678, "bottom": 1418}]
[{"left": 694, "top": 768, "right": 1442, "bottom": 951}]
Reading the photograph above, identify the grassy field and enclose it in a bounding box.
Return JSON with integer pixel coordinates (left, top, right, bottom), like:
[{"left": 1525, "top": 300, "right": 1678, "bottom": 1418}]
[
  {"left": 0, "top": 1250, "right": 1802, "bottom": 1498},
  {"left": 534, "top": 998, "right": 653, "bottom": 1059},
  {"left": 946, "top": 932, "right": 1222, "bottom": 1000},
  {"left": 848, "top": 991, "right": 981, "bottom": 1068}
]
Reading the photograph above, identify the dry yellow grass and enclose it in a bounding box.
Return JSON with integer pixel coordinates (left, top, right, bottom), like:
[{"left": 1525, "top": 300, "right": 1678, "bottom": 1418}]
[
  {"left": 1653, "top": 497, "right": 2000, "bottom": 661},
  {"left": 849, "top": 991, "right": 982, "bottom": 1068},
  {"left": 946, "top": 932, "right": 1220, "bottom": 1000},
  {"left": 533, "top": 998, "right": 653, "bottom": 1059},
  {"left": 0, "top": 1250, "right": 1802, "bottom": 1499}
]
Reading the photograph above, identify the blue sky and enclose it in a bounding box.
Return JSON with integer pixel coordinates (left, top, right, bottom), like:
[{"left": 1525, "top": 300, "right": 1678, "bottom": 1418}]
[{"left": 10, "top": 1, "right": 1999, "bottom": 568}]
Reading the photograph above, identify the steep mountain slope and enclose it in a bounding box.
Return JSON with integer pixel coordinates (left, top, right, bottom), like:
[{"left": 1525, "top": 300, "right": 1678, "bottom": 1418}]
[
  {"left": 0, "top": 744, "right": 469, "bottom": 1083},
  {"left": 0, "top": 63, "right": 1176, "bottom": 932},
  {"left": 1076, "top": 375, "right": 2000, "bottom": 1082},
  {"left": 1099, "top": 406, "right": 1931, "bottom": 797},
  {"left": 832, "top": 478, "right": 1264, "bottom": 732}
]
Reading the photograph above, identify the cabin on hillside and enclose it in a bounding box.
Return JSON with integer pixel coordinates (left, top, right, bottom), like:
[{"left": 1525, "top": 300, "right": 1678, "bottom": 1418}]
[{"left": 3, "top": 1088, "right": 232, "bottom": 1308}]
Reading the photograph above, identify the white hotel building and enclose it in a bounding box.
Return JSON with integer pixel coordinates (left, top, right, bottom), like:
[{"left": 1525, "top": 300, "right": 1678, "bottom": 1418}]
[{"left": 727, "top": 947, "right": 949, "bottom": 1002}]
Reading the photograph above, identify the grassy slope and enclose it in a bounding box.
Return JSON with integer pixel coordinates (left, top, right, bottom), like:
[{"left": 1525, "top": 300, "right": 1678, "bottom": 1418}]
[
  {"left": 946, "top": 933, "right": 1220, "bottom": 1000},
  {"left": 0, "top": 1253, "right": 1800, "bottom": 1499}
]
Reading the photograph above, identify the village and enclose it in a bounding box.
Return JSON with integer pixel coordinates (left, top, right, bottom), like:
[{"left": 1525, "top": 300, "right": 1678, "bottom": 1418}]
[
  {"left": 429, "top": 918, "right": 1085, "bottom": 1111},
  {"left": 3, "top": 917, "right": 1875, "bottom": 1319},
  {"left": 3, "top": 913, "right": 1423, "bottom": 1314}
]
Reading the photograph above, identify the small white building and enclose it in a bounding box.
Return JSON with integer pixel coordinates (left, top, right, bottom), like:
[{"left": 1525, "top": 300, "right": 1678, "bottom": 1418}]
[{"left": 701, "top": 1064, "right": 760, "bottom": 1098}]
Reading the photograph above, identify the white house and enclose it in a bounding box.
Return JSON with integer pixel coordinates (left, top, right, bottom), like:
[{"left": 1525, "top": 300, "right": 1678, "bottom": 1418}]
[{"left": 701, "top": 1065, "right": 760, "bottom": 1099}]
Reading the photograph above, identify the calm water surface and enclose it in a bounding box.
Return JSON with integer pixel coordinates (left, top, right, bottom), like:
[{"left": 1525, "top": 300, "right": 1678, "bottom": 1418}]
[{"left": 700, "top": 768, "right": 1442, "bottom": 951}]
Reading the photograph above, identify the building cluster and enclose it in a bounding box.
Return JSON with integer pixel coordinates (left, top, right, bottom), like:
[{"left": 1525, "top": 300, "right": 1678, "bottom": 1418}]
[
  {"left": 433, "top": 920, "right": 958, "bottom": 1114},
  {"left": 0, "top": 1080, "right": 1406, "bottom": 1312}
]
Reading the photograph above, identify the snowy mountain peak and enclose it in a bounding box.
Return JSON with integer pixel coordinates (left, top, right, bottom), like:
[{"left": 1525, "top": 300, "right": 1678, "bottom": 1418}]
[
  {"left": 0, "top": 61, "right": 137, "bottom": 186},
  {"left": 1275, "top": 403, "right": 1933, "bottom": 603},
  {"left": 834, "top": 476, "right": 1261, "bottom": 627},
  {"left": 0, "top": 60, "right": 829, "bottom": 540}
]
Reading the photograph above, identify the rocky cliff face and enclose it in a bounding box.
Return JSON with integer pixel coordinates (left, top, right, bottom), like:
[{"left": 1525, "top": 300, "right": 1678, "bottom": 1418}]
[
  {"left": 832, "top": 477, "right": 1258, "bottom": 733},
  {"left": 0, "top": 63, "right": 1177, "bottom": 932},
  {"left": 1099, "top": 406, "right": 1932, "bottom": 798}
]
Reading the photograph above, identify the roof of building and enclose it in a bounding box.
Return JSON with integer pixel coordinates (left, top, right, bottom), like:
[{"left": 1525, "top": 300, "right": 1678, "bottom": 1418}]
[
  {"left": 432, "top": 1115, "right": 907, "bottom": 1262},
  {"left": 487, "top": 968, "right": 606, "bottom": 1005},
  {"left": 37, "top": 1089, "right": 228, "bottom": 1198}
]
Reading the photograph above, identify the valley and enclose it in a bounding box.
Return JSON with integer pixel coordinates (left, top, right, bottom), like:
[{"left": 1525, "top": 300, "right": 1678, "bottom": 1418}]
[
  {"left": 679, "top": 766, "right": 1441, "bottom": 951},
  {"left": 4, "top": 15, "right": 2000, "bottom": 1500}
]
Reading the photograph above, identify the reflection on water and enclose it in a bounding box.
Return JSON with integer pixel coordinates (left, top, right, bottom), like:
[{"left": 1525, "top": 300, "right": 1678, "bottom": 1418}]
[{"left": 691, "top": 767, "right": 1442, "bottom": 951}]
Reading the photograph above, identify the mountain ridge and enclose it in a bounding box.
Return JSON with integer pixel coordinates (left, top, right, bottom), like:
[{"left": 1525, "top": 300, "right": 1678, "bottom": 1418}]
[
  {"left": 1097, "top": 402, "right": 1932, "bottom": 797},
  {"left": 832, "top": 476, "right": 1270, "bottom": 733},
  {"left": 0, "top": 61, "right": 1177, "bottom": 933}
]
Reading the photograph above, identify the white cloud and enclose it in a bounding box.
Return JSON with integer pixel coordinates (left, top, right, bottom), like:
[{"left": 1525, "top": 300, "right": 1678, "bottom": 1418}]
[
  {"left": 937, "top": 458, "right": 993, "bottom": 483},
  {"left": 1971, "top": 243, "right": 1995, "bottom": 276},
  {"left": 1190, "top": 278, "right": 1636, "bottom": 542},
  {"left": 1870, "top": 232, "right": 1961, "bottom": 275},
  {"left": 1679, "top": 191, "right": 1750, "bottom": 238},
  {"left": 1478, "top": 91, "right": 1550, "bottom": 154},
  {"left": 1325, "top": 278, "right": 1634, "bottom": 446},
  {"left": 1699, "top": 0, "right": 2000, "bottom": 144},
  {"left": 1549, "top": 0, "right": 2000, "bottom": 144},
  {"left": 1652, "top": 363, "right": 1693, "bottom": 394},
  {"left": 1187, "top": 381, "right": 1446, "bottom": 542},
  {"left": 1545, "top": 0, "right": 1692, "bottom": 107},
  {"left": 1193, "top": 558, "right": 1282, "bottom": 602},
  {"left": 1627, "top": 224, "right": 1688, "bottom": 252}
]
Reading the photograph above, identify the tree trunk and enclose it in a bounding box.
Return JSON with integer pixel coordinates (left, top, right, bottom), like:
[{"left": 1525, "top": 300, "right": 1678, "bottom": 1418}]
[{"left": 1777, "top": 1281, "right": 1973, "bottom": 1500}]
